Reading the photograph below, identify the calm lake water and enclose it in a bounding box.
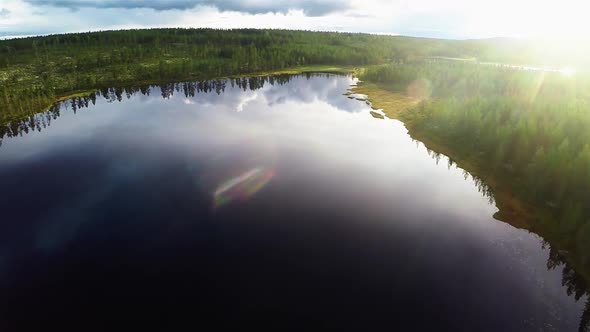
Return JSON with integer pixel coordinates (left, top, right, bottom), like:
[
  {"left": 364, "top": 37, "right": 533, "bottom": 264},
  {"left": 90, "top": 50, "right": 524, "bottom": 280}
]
[{"left": 0, "top": 74, "right": 586, "bottom": 331}]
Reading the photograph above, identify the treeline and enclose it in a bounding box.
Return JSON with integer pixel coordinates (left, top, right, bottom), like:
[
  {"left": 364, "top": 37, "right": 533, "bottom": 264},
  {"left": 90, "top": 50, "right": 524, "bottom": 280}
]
[
  {"left": 2, "top": 29, "right": 584, "bottom": 124},
  {"left": 0, "top": 28, "right": 469, "bottom": 122},
  {"left": 361, "top": 61, "right": 587, "bottom": 99},
  {"left": 361, "top": 61, "right": 590, "bottom": 277},
  {"left": 545, "top": 240, "right": 590, "bottom": 332}
]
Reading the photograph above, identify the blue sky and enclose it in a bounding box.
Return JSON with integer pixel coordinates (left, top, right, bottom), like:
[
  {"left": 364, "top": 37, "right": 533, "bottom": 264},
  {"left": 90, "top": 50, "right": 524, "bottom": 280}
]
[{"left": 0, "top": 0, "right": 587, "bottom": 39}]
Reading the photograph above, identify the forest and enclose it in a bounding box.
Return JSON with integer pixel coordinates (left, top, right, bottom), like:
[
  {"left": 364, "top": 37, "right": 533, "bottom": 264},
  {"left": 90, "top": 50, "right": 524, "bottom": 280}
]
[
  {"left": 1, "top": 28, "right": 584, "bottom": 123},
  {"left": 0, "top": 28, "right": 475, "bottom": 122}
]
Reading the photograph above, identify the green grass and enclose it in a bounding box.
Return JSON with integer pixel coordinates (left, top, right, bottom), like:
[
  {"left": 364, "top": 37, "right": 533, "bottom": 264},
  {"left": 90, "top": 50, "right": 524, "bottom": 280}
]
[{"left": 351, "top": 82, "right": 419, "bottom": 119}]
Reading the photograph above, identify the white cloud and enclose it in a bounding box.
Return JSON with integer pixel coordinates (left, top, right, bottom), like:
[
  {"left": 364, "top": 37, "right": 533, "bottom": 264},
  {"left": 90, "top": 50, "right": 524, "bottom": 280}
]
[
  {"left": 24, "top": 0, "right": 348, "bottom": 15},
  {"left": 0, "top": 0, "right": 589, "bottom": 39}
]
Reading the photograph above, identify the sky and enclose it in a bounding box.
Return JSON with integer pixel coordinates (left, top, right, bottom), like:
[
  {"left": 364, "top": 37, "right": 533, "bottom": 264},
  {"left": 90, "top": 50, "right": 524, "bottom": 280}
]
[{"left": 0, "top": 0, "right": 588, "bottom": 40}]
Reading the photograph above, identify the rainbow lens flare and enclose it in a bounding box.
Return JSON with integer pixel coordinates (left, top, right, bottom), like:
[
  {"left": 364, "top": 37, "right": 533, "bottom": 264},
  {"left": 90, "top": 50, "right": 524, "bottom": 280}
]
[{"left": 213, "top": 167, "right": 275, "bottom": 209}]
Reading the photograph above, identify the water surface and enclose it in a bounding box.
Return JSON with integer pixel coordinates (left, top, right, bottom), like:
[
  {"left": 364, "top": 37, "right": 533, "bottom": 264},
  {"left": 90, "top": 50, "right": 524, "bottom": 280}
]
[{"left": 0, "top": 74, "right": 586, "bottom": 331}]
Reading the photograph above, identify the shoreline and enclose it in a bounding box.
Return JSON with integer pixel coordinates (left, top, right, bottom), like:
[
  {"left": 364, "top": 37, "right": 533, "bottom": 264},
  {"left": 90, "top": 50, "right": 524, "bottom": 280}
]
[
  {"left": 351, "top": 80, "right": 537, "bottom": 229},
  {"left": 352, "top": 80, "right": 590, "bottom": 286}
]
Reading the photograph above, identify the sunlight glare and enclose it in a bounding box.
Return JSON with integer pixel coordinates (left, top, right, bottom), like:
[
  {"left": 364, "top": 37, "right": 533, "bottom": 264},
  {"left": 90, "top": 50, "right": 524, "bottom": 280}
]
[{"left": 559, "top": 67, "right": 576, "bottom": 77}]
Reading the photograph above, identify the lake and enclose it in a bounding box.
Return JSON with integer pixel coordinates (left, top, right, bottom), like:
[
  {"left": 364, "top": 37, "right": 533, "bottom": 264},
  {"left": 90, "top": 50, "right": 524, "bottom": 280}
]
[{"left": 0, "top": 74, "right": 586, "bottom": 331}]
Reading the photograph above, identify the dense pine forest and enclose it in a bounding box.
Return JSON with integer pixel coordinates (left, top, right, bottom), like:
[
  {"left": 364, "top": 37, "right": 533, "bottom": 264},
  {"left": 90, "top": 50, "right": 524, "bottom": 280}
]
[
  {"left": 0, "top": 28, "right": 475, "bottom": 122},
  {"left": 2, "top": 28, "right": 584, "bottom": 122}
]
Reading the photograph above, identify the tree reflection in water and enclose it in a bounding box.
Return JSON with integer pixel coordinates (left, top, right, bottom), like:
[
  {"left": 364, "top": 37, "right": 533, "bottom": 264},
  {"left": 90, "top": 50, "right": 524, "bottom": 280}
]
[{"left": 0, "top": 73, "right": 299, "bottom": 147}]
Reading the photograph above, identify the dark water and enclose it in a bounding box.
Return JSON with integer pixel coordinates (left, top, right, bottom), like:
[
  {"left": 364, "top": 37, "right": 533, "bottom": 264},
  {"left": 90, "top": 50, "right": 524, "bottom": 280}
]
[{"left": 0, "top": 74, "right": 586, "bottom": 331}]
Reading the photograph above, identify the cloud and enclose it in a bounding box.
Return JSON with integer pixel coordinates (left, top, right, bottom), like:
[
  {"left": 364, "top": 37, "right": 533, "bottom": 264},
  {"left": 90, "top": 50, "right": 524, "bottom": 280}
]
[
  {"left": 5, "top": 0, "right": 583, "bottom": 40},
  {"left": 23, "top": 0, "right": 348, "bottom": 16},
  {"left": 0, "top": 8, "right": 11, "bottom": 17}
]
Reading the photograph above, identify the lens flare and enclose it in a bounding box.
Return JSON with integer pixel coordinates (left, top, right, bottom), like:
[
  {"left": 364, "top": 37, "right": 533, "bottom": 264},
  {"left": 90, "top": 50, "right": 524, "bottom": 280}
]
[{"left": 213, "top": 167, "right": 275, "bottom": 209}]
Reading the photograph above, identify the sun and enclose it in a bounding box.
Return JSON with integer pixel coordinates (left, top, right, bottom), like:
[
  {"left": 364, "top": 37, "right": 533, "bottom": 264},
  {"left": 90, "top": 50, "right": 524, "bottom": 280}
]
[
  {"left": 462, "top": 0, "right": 590, "bottom": 42},
  {"left": 559, "top": 67, "right": 576, "bottom": 77}
]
